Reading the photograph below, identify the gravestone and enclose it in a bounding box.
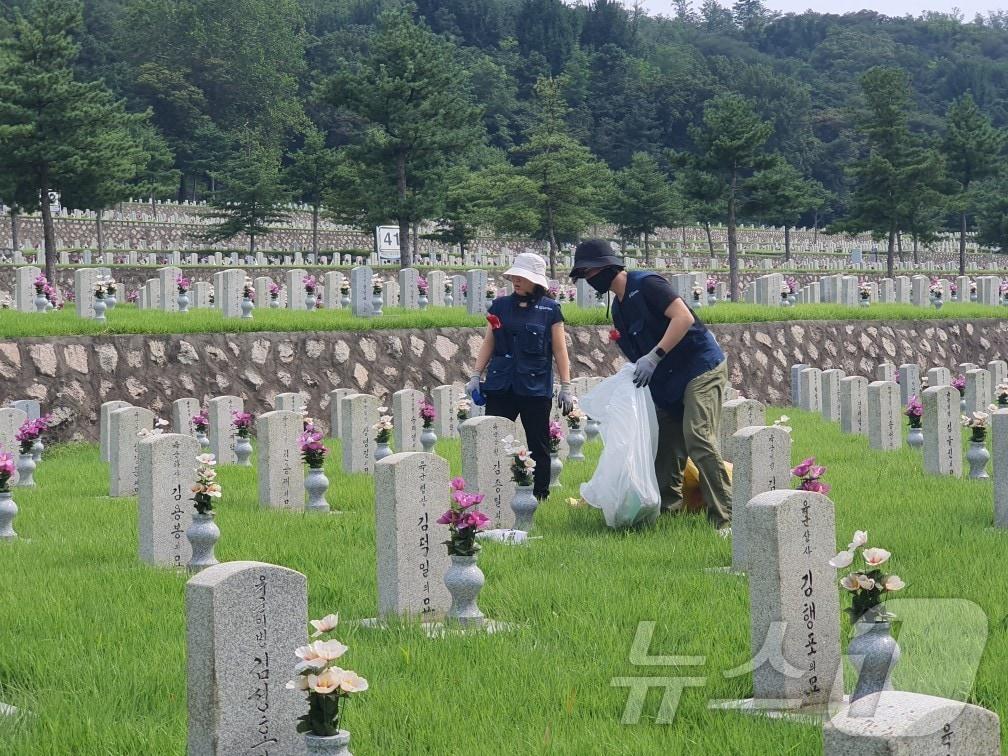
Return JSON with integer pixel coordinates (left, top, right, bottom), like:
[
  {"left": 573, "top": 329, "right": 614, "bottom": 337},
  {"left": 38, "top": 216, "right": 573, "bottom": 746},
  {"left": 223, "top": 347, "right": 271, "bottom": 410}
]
[
  {"left": 218, "top": 269, "right": 245, "bottom": 318},
  {"left": 878, "top": 278, "right": 895, "bottom": 303},
  {"left": 157, "top": 266, "right": 182, "bottom": 313},
  {"left": 719, "top": 399, "right": 765, "bottom": 464},
  {"left": 977, "top": 275, "right": 1000, "bottom": 306},
  {"left": 374, "top": 452, "right": 452, "bottom": 620},
  {"left": 392, "top": 389, "right": 424, "bottom": 453},
  {"left": 867, "top": 381, "right": 901, "bottom": 451},
  {"left": 186, "top": 561, "right": 307, "bottom": 756},
  {"left": 927, "top": 367, "right": 951, "bottom": 387},
  {"left": 207, "top": 396, "right": 243, "bottom": 465},
  {"left": 253, "top": 277, "right": 273, "bottom": 308},
  {"left": 256, "top": 411, "right": 305, "bottom": 510},
  {"left": 798, "top": 368, "right": 822, "bottom": 412},
  {"left": 790, "top": 363, "right": 809, "bottom": 407},
  {"left": 10, "top": 399, "right": 40, "bottom": 421},
  {"left": 192, "top": 282, "right": 211, "bottom": 309},
  {"left": 144, "top": 279, "right": 161, "bottom": 310},
  {"left": 109, "top": 406, "right": 155, "bottom": 497},
  {"left": 172, "top": 397, "right": 202, "bottom": 437},
  {"left": 14, "top": 266, "right": 41, "bottom": 313},
  {"left": 100, "top": 400, "right": 131, "bottom": 462},
  {"left": 460, "top": 415, "right": 518, "bottom": 530},
  {"left": 466, "top": 269, "right": 489, "bottom": 315},
  {"left": 746, "top": 489, "right": 842, "bottom": 708},
  {"left": 839, "top": 376, "right": 869, "bottom": 436},
  {"left": 820, "top": 369, "right": 845, "bottom": 423},
  {"left": 450, "top": 274, "right": 467, "bottom": 307},
  {"left": 987, "top": 360, "right": 1007, "bottom": 392},
  {"left": 575, "top": 279, "right": 598, "bottom": 308},
  {"left": 898, "top": 363, "right": 921, "bottom": 407},
  {"left": 73, "top": 268, "right": 100, "bottom": 318},
  {"left": 875, "top": 363, "right": 896, "bottom": 383},
  {"left": 285, "top": 269, "right": 308, "bottom": 310},
  {"left": 274, "top": 393, "right": 305, "bottom": 413},
  {"left": 923, "top": 386, "right": 962, "bottom": 476},
  {"left": 341, "top": 393, "right": 379, "bottom": 474},
  {"left": 894, "top": 276, "right": 911, "bottom": 304},
  {"left": 993, "top": 410, "right": 1008, "bottom": 528},
  {"left": 427, "top": 270, "right": 446, "bottom": 307},
  {"left": 731, "top": 425, "right": 791, "bottom": 574},
  {"left": 350, "top": 266, "right": 373, "bottom": 317},
  {"left": 910, "top": 275, "right": 929, "bottom": 307},
  {"left": 327, "top": 388, "right": 354, "bottom": 441},
  {"left": 138, "top": 433, "right": 199, "bottom": 568},
  {"left": 398, "top": 268, "right": 420, "bottom": 310},
  {"left": 958, "top": 362, "right": 978, "bottom": 374},
  {"left": 382, "top": 280, "right": 399, "bottom": 309},
  {"left": 965, "top": 368, "right": 992, "bottom": 413},
  {"left": 0, "top": 408, "right": 27, "bottom": 481},
  {"left": 323, "top": 272, "right": 342, "bottom": 309},
  {"left": 431, "top": 385, "right": 460, "bottom": 439}
]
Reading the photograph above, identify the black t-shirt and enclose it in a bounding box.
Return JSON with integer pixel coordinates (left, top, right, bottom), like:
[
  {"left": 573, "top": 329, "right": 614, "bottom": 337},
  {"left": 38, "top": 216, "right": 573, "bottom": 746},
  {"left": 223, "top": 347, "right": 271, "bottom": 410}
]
[{"left": 613, "top": 275, "right": 707, "bottom": 335}]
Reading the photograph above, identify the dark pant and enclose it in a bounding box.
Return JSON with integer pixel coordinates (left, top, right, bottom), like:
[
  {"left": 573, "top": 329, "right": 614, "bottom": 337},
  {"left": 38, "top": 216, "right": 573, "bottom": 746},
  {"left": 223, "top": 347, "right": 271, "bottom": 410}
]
[{"left": 485, "top": 391, "right": 552, "bottom": 500}]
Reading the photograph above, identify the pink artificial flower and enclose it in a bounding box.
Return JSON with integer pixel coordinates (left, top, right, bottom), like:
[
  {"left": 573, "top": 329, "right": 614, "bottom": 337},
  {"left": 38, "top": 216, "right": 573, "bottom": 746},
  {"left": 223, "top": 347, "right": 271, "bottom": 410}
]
[
  {"left": 450, "top": 477, "right": 466, "bottom": 491},
  {"left": 791, "top": 457, "right": 815, "bottom": 478},
  {"left": 462, "top": 510, "right": 490, "bottom": 529},
  {"left": 802, "top": 480, "right": 831, "bottom": 494}
]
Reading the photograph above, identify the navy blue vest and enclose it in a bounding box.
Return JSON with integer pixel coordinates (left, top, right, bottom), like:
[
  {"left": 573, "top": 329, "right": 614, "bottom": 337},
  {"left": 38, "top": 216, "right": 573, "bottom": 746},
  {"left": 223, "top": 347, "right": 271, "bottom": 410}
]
[
  {"left": 483, "top": 295, "right": 557, "bottom": 397},
  {"left": 612, "top": 271, "right": 724, "bottom": 409}
]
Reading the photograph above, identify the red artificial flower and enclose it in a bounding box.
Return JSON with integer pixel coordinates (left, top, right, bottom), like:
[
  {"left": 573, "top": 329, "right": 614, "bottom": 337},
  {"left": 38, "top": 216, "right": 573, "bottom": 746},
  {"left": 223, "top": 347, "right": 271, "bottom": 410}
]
[
  {"left": 608, "top": 328, "right": 621, "bottom": 342},
  {"left": 487, "top": 314, "right": 502, "bottom": 330}
]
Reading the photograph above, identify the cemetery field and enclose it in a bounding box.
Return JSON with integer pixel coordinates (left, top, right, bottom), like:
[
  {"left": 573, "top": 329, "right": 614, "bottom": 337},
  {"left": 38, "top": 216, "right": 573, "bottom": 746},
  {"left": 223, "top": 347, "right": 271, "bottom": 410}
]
[
  {"left": 0, "top": 301, "right": 1006, "bottom": 338},
  {"left": 2, "top": 410, "right": 1007, "bottom": 755}
]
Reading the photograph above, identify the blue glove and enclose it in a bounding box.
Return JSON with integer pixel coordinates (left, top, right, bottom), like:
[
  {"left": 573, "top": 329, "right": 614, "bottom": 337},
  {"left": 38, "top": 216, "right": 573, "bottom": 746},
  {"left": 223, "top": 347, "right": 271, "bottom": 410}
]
[
  {"left": 465, "top": 374, "right": 481, "bottom": 396},
  {"left": 632, "top": 350, "right": 662, "bottom": 388}
]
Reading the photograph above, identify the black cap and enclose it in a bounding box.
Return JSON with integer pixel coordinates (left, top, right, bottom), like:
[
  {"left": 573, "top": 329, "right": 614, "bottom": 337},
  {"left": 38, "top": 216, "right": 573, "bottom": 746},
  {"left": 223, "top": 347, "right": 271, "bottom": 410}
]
[{"left": 570, "top": 239, "right": 624, "bottom": 280}]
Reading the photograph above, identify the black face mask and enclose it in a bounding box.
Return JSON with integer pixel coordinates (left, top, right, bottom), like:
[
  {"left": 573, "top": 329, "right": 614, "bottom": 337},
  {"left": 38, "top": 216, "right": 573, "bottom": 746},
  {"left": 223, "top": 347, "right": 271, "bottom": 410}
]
[
  {"left": 513, "top": 291, "right": 537, "bottom": 304},
  {"left": 586, "top": 267, "right": 618, "bottom": 294}
]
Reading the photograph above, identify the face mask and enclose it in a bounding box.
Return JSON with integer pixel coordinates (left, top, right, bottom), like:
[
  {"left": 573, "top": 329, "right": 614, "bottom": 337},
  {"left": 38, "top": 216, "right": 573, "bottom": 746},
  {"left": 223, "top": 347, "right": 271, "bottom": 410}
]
[{"left": 586, "top": 268, "right": 618, "bottom": 294}]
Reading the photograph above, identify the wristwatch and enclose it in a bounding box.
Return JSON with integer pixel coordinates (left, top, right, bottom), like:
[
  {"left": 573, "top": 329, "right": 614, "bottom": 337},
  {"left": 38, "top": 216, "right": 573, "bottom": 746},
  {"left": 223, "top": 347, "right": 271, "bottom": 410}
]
[{"left": 654, "top": 347, "right": 667, "bottom": 358}]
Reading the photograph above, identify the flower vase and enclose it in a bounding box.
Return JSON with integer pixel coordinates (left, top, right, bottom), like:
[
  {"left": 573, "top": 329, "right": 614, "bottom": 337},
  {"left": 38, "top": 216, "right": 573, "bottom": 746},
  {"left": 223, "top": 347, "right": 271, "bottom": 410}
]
[
  {"left": 241, "top": 297, "right": 254, "bottom": 319},
  {"left": 848, "top": 611, "right": 901, "bottom": 703},
  {"left": 306, "top": 291, "right": 317, "bottom": 311},
  {"left": 567, "top": 427, "right": 586, "bottom": 460},
  {"left": 781, "top": 295, "right": 791, "bottom": 307},
  {"left": 707, "top": 294, "right": 717, "bottom": 305},
  {"left": 177, "top": 292, "right": 190, "bottom": 313},
  {"left": 305, "top": 730, "right": 352, "bottom": 756},
  {"left": 788, "top": 294, "right": 796, "bottom": 306},
  {"left": 375, "top": 441, "right": 392, "bottom": 462},
  {"left": 419, "top": 293, "right": 428, "bottom": 310},
  {"left": 31, "top": 438, "right": 43, "bottom": 463},
  {"left": 340, "top": 293, "right": 350, "bottom": 308},
  {"left": 971, "top": 292, "right": 978, "bottom": 302},
  {"left": 196, "top": 431, "right": 210, "bottom": 450},
  {"left": 16, "top": 453, "right": 35, "bottom": 487},
  {"left": 235, "top": 436, "right": 253, "bottom": 466},
  {"left": 371, "top": 293, "right": 383, "bottom": 316},
  {"left": 907, "top": 426, "right": 923, "bottom": 449},
  {"left": 692, "top": 296, "right": 701, "bottom": 308},
  {"left": 585, "top": 418, "right": 601, "bottom": 441},
  {"left": 860, "top": 297, "right": 870, "bottom": 308},
  {"left": 93, "top": 297, "right": 107, "bottom": 323},
  {"left": 420, "top": 427, "right": 437, "bottom": 453},
  {"left": 933, "top": 298, "right": 943, "bottom": 310},
  {"left": 106, "top": 294, "right": 117, "bottom": 310},
  {"left": 270, "top": 295, "right": 280, "bottom": 309},
  {"left": 444, "top": 554, "right": 485, "bottom": 629},
  {"left": 305, "top": 466, "right": 330, "bottom": 513},
  {"left": 445, "top": 293, "right": 454, "bottom": 307},
  {"left": 186, "top": 511, "right": 220, "bottom": 573},
  {"left": 549, "top": 453, "right": 563, "bottom": 489},
  {"left": 45, "top": 300, "right": 53, "bottom": 312},
  {"left": 34, "top": 293, "right": 47, "bottom": 312},
  {"left": 0, "top": 490, "right": 17, "bottom": 541},
  {"left": 966, "top": 439, "right": 990, "bottom": 479},
  {"left": 960, "top": 396, "right": 967, "bottom": 413},
  {"left": 511, "top": 484, "right": 538, "bottom": 531}
]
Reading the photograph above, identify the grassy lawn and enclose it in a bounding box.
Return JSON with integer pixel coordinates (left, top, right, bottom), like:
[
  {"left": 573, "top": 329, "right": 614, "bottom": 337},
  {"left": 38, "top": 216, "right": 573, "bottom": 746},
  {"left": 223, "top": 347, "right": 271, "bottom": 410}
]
[
  {"left": 0, "top": 301, "right": 1004, "bottom": 338},
  {"left": 1, "top": 408, "right": 1005, "bottom": 754}
]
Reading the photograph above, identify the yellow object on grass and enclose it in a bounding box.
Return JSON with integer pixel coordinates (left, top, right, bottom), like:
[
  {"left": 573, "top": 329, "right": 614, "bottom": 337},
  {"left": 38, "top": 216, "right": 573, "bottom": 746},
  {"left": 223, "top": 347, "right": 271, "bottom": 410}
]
[{"left": 682, "top": 458, "right": 733, "bottom": 514}]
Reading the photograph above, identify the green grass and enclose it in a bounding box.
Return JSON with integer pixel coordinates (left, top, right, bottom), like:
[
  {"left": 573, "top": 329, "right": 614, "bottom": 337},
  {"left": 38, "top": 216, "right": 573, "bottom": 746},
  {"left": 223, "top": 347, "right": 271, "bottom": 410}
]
[
  {"left": 0, "top": 301, "right": 1003, "bottom": 338},
  {"left": 1, "top": 410, "right": 1006, "bottom": 754}
]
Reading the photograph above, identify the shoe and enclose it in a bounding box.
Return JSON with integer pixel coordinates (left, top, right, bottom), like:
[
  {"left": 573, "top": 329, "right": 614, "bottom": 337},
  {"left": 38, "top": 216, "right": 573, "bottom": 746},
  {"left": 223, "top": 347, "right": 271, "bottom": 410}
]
[{"left": 717, "top": 526, "right": 732, "bottom": 539}]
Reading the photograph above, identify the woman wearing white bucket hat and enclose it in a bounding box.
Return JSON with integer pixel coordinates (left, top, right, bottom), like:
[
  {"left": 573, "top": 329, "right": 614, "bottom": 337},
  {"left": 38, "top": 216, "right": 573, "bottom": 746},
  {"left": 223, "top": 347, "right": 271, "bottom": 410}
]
[{"left": 466, "top": 252, "right": 574, "bottom": 501}]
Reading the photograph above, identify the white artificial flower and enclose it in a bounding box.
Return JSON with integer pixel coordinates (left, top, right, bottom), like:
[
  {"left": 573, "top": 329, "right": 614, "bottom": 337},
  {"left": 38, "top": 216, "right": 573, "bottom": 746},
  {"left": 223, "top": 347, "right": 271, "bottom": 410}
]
[
  {"left": 828, "top": 550, "right": 854, "bottom": 569},
  {"left": 840, "top": 575, "right": 860, "bottom": 591},
  {"left": 310, "top": 613, "right": 340, "bottom": 638},
  {"left": 883, "top": 575, "right": 905, "bottom": 591},
  {"left": 862, "top": 547, "right": 891, "bottom": 567},
  {"left": 196, "top": 453, "right": 216, "bottom": 465},
  {"left": 856, "top": 574, "right": 876, "bottom": 591},
  {"left": 848, "top": 530, "right": 868, "bottom": 550}
]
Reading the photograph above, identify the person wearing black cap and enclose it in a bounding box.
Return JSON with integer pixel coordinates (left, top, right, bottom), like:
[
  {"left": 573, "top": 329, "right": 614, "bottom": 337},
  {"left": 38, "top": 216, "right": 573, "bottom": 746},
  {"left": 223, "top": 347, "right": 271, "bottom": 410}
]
[{"left": 570, "top": 239, "right": 731, "bottom": 532}]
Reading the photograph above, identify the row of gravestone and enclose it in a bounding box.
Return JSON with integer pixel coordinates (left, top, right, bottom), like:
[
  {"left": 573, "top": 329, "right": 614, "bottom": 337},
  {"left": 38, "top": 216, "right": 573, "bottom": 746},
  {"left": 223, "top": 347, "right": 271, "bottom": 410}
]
[{"left": 744, "top": 273, "right": 1008, "bottom": 308}]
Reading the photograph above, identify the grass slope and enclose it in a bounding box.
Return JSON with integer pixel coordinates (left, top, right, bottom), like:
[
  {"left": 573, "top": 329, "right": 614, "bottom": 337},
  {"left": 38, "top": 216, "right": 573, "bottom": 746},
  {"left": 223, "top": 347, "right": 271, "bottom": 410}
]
[{"left": 0, "top": 410, "right": 1005, "bottom": 754}]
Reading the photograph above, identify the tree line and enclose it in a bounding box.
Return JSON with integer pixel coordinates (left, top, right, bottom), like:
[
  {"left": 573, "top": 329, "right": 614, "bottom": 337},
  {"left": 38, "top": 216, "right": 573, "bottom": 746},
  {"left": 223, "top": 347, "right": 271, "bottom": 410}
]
[{"left": 4, "top": 0, "right": 1008, "bottom": 297}]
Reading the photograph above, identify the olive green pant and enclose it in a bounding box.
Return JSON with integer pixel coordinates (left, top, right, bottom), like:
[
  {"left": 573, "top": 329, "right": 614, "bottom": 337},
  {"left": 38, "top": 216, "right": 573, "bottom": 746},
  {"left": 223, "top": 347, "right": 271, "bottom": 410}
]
[{"left": 653, "top": 360, "right": 732, "bottom": 529}]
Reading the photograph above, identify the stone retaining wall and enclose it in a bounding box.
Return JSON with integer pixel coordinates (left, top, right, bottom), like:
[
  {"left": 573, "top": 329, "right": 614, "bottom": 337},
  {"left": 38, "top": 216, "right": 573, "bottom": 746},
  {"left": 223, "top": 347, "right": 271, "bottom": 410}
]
[{"left": 6, "top": 319, "right": 1007, "bottom": 443}]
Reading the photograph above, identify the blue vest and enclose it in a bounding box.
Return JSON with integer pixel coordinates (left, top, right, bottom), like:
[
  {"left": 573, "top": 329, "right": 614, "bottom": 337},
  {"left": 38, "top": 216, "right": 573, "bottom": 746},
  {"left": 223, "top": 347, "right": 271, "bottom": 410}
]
[
  {"left": 483, "top": 295, "right": 557, "bottom": 397},
  {"left": 612, "top": 271, "right": 724, "bottom": 409}
]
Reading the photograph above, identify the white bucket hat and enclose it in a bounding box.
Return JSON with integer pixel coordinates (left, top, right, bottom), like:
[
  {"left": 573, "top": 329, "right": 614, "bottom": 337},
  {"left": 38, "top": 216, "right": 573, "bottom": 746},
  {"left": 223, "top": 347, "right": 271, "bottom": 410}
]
[{"left": 503, "top": 252, "right": 550, "bottom": 290}]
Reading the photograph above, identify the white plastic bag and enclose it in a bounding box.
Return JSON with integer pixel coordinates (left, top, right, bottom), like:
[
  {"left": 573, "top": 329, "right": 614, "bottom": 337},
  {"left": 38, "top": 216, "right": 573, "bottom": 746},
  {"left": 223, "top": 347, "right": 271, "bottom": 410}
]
[{"left": 578, "top": 364, "right": 661, "bottom": 529}]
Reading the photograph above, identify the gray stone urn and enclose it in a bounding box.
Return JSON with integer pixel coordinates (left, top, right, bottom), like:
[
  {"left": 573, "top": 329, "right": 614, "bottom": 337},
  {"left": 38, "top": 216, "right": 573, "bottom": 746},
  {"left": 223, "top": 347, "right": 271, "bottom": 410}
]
[
  {"left": 16, "top": 453, "right": 35, "bottom": 488},
  {"left": 371, "top": 293, "right": 383, "bottom": 316},
  {"left": 907, "top": 426, "right": 923, "bottom": 449},
  {"left": 340, "top": 293, "right": 351, "bottom": 308},
  {"left": 420, "top": 427, "right": 437, "bottom": 453},
  {"left": 31, "top": 438, "right": 43, "bottom": 463},
  {"left": 306, "top": 291, "right": 317, "bottom": 311},
  {"left": 788, "top": 294, "right": 797, "bottom": 306},
  {"left": 45, "top": 300, "right": 53, "bottom": 312},
  {"left": 235, "top": 436, "right": 253, "bottom": 466},
  {"left": 586, "top": 418, "right": 601, "bottom": 441},
  {"left": 34, "top": 293, "right": 47, "bottom": 312},
  {"left": 549, "top": 453, "right": 563, "bottom": 489},
  {"left": 177, "top": 292, "right": 190, "bottom": 313},
  {"left": 270, "top": 295, "right": 280, "bottom": 308},
  {"left": 445, "top": 292, "right": 454, "bottom": 307},
  {"left": 960, "top": 396, "right": 967, "bottom": 413},
  {"left": 567, "top": 427, "right": 586, "bottom": 460},
  {"left": 196, "top": 430, "right": 210, "bottom": 450},
  {"left": 186, "top": 511, "right": 220, "bottom": 573},
  {"left": 444, "top": 554, "right": 485, "bottom": 629},
  {"left": 241, "top": 297, "right": 254, "bottom": 319},
  {"left": 0, "top": 490, "right": 17, "bottom": 541},
  {"left": 419, "top": 293, "right": 429, "bottom": 310},
  {"left": 971, "top": 292, "right": 978, "bottom": 302},
  {"left": 848, "top": 610, "right": 901, "bottom": 703},
  {"left": 966, "top": 439, "right": 990, "bottom": 479},
  {"left": 375, "top": 441, "right": 392, "bottom": 462},
  {"left": 707, "top": 294, "right": 716, "bottom": 305},
  {"left": 305, "top": 466, "right": 330, "bottom": 513},
  {"left": 305, "top": 731, "right": 352, "bottom": 756},
  {"left": 860, "top": 297, "right": 870, "bottom": 308},
  {"left": 93, "top": 296, "right": 107, "bottom": 323},
  {"left": 781, "top": 294, "right": 791, "bottom": 307},
  {"left": 511, "top": 484, "right": 538, "bottom": 531},
  {"left": 105, "top": 294, "right": 117, "bottom": 310},
  {"left": 933, "top": 297, "right": 943, "bottom": 310}
]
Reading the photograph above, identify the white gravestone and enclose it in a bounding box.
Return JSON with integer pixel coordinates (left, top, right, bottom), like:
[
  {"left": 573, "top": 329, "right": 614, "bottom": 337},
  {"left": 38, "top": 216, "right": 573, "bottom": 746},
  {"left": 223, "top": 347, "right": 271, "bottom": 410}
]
[
  {"left": 392, "top": 389, "right": 424, "bottom": 453},
  {"left": 466, "top": 269, "right": 489, "bottom": 315},
  {"left": 898, "top": 363, "right": 921, "bottom": 407},
  {"left": 328, "top": 388, "right": 354, "bottom": 441},
  {"left": 923, "top": 386, "right": 962, "bottom": 477},
  {"left": 285, "top": 269, "right": 308, "bottom": 311},
  {"left": 798, "top": 368, "right": 822, "bottom": 413},
  {"left": 398, "top": 268, "right": 420, "bottom": 310},
  {"left": 172, "top": 397, "right": 202, "bottom": 437},
  {"left": 74, "top": 268, "right": 100, "bottom": 319},
  {"left": 460, "top": 415, "right": 518, "bottom": 530},
  {"left": 100, "top": 400, "right": 131, "bottom": 462},
  {"left": 208, "top": 396, "right": 243, "bottom": 465},
  {"left": 341, "top": 393, "right": 379, "bottom": 474},
  {"left": 839, "top": 376, "right": 868, "bottom": 436},
  {"left": 820, "top": 369, "right": 845, "bottom": 423},
  {"left": 138, "top": 433, "right": 200, "bottom": 568},
  {"left": 219, "top": 269, "right": 245, "bottom": 318},
  {"left": 350, "top": 266, "right": 373, "bottom": 317},
  {"left": 158, "top": 266, "right": 182, "bottom": 313},
  {"left": 14, "top": 266, "right": 41, "bottom": 313},
  {"left": 274, "top": 393, "right": 305, "bottom": 413},
  {"left": 790, "top": 363, "right": 809, "bottom": 407},
  {"left": 965, "top": 368, "right": 991, "bottom": 413},
  {"left": 109, "top": 406, "right": 155, "bottom": 497},
  {"left": 993, "top": 410, "right": 1008, "bottom": 528},
  {"left": 256, "top": 411, "right": 305, "bottom": 511},
  {"left": 718, "top": 399, "right": 765, "bottom": 464},
  {"left": 867, "top": 381, "right": 901, "bottom": 451},
  {"left": 431, "top": 385, "right": 460, "bottom": 439},
  {"left": 731, "top": 425, "right": 791, "bottom": 574}
]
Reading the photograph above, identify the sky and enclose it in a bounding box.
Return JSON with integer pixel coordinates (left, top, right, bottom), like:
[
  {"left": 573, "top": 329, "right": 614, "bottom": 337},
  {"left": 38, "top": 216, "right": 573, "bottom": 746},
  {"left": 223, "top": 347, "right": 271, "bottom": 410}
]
[{"left": 644, "top": 0, "right": 1006, "bottom": 19}]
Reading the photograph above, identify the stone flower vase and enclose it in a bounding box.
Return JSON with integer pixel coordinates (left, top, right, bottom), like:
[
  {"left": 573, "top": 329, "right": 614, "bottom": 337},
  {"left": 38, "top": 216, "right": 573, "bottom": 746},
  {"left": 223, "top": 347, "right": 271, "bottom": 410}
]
[
  {"left": 933, "top": 297, "right": 943, "bottom": 310},
  {"left": 445, "top": 292, "right": 454, "bottom": 307},
  {"left": 848, "top": 609, "right": 901, "bottom": 703},
  {"left": 31, "top": 438, "right": 43, "bottom": 463},
  {"left": 549, "top": 452, "right": 563, "bottom": 489},
  {"left": 178, "top": 292, "right": 190, "bottom": 313},
  {"left": 16, "top": 452, "right": 35, "bottom": 488},
  {"left": 420, "top": 427, "right": 437, "bottom": 453},
  {"left": 106, "top": 293, "right": 117, "bottom": 310},
  {"left": 305, "top": 730, "right": 352, "bottom": 756},
  {"left": 241, "top": 296, "right": 254, "bottom": 319},
  {"left": 186, "top": 511, "right": 220, "bottom": 573},
  {"left": 511, "top": 483, "right": 538, "bottom": 531},
  {"left": 305, "top": 466, "right": 330, "bottom": 513},
  {"left": 306, "top": 291, "right": 317, "bottom": 311},
  {"left": 586, "top": 418, "right": 601, "bottom": 441},
  {"left": 196, "top": 430, "right": 210, "bottom": 450},
  {"left": 567, "top": 427, "right": 586, "bottom": 460},
  {"left": 375, "top": 440, "right": 392, "bottom": 462},
  {"left": 93, "top": 296, "right": 107, "bottom": 323},
  {"left": 860, "top": 296, "right": 870, "bottom": 308},
  {"left": 907, "top": 424, "right": 923, "bottom": 449},
  {"left": 235, "top": 435, "right": 253, "bottom": 466},
  {"left": 781, "top": 294, "right": 791, "bottom": 307},
  {"left": 371, "top": 292, "right": 383, "bottom": 316},
  {"left": 34, "top": 293, "right": 48, "bottom": 312},
  {"left": 966, "top": 436, "right": 990, "bottom": 479},
  {"left": 959, "top": 395, "right": 967, "bottom": 413},
  {"left": 707, "top": 293, "right": 716, "bottom": 305},
  {"left": 270, "top": 295, "right": 280, "bottom": 309},
  {"left": 340, "top": 292, "right": 351, "bottom": 309},
  {"left": 419, "top": 293, "right": 428, "bottom": 310},
  {"left": 0, "top": 490, "right": 18, "bottom": 541},
  {"left": 444, "top": 554, "right": 485, "bottom": 629}
]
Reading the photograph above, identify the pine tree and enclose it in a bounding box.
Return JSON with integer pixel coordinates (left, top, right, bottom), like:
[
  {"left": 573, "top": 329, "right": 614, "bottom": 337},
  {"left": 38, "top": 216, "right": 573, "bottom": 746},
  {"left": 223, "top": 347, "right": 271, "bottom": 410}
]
[
  {"left": 741, "top": 157, "right": 826, "bottom": 260},
  {"left": 608, "top": 152, "right": 680, "bottom": 265},
  {"left": 284, "top": 127, "right": 343, "bottom": 257}
]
